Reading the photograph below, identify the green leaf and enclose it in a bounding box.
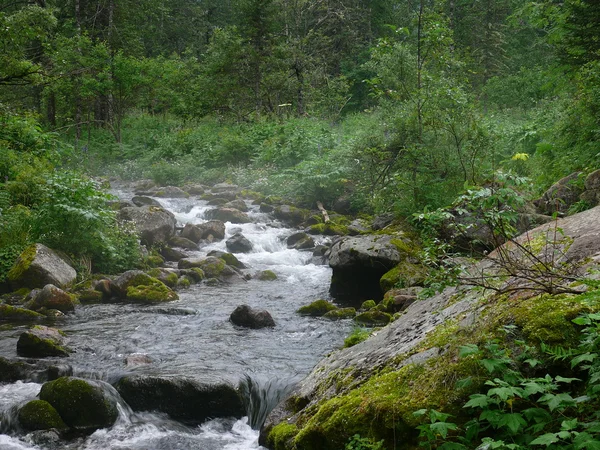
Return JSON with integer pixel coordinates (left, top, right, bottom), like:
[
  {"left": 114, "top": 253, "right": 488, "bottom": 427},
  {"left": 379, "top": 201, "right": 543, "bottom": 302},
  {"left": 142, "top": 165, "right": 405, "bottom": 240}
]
[
  {"left": 498, "top": 413, "right": 527, "bottom": 434},
  {"left": 556, "top": 375, "right": 581, "bottom": 384},
  {"left": 464, "top": 394, "right": 490, "bottom": 409},
  {"left": 529, "top": 433, "right": 559, "bottom": 446},
  {"left": 459, "top": 344, "right": 480, "bottom": 357},
  {"left": 572, "top": 353, "right": 596, "bottom": 368},
  {"left": 430, "top": 421, "right": 458, "bottom": 439}
]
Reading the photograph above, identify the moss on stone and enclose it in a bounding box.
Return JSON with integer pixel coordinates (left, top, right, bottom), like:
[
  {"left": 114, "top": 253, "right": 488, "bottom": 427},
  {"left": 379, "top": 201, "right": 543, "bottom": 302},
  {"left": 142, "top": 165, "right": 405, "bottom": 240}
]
[
  {"left": 77, "top": 289, "right": 103, "bottom": 304},
  {"left": 343, "top": 328, "right": 371, "bottom": 348},
  {"left": 355, "top": 310, "right": 392, "bottom": 326},
  {"left": 379, "top": 263, "right": 427, "bottom": 293},
  {"left": 323, "top": 307, "right": 356, "bottom": 320},
  {"left": 0, "top": 304, "right": 44, "bottom": 321},
  {"left": 190, "top": 268, "right": 205, "bottom": 281},
  {"left": 7, "top": 244, "right": 37, "bottom": 282},
  {"left": 17, "top": 325, "right": 70, "bottom": 357},
  {"left": 125, "top": 277, "right": 178, "bottom": 303},
  {"left": 18, "top": 399, "right": 67, "bottom": 431},
  {"left": 266, "top": 422, "right": 299, "bottom": 450},
  {"left": 308, "top": 223, "right": 349, "bottom": 236},
  {"left": 360, "top": 300, "right": 376, "bottom": 310},
  {"left": 144, "top": 255, "right": 165, "bottom": 268},
  {"left": 390, "top": 238, "right": 421, "bottom": 258},
  {"left": 219, "top": 253, "right": 243, "bottom": 268},
  {"left": 197, "top": 258, "right": 226, "bottom": 278},
  {"left": 39, "top": 377, "right": 118, "bottom": 431},
  {"left": 177, "top": 276, "right": 191, "bottom": 289},
  {"left": 258, "top": 270, "right": 278, "bottom": 281},
  {"left": 297, "top": 300, "right": 338, "bottom": 317}
]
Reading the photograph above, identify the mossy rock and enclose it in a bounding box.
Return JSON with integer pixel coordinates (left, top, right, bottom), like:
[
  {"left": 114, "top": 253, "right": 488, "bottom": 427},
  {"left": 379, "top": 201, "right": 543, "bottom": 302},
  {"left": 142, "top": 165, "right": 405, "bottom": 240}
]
[
  {"left": 205, "top": 278, "right": 219, "bottom": 286},
  {"left": 176, "top": 276, "right": 192, "bottom": 289},
  {"left": 0, "top": 356, "right": 28, "bottom": 382},
  {"left": 297, "top": 299, "right": 337, "bottom": 317},
  {"left": 144, "top": 255, "right": 165, "bottom": 268},
  {"left": 355, "top": 310, "right": 392, "bottom": 326},
  {"left": 257, "top": 270, "right": 278, "bottom": 281},
  {"left": 265, "top": 422, "right": 299, "bottom": 450},
  {"left": 179, "top": 257, "right": 226, "bottom": 278},
  {"left": 307, "top": 223, "right": 349, "bottom": 236},
  {"left": 39, "top": 377, "right": 118, "bottom": 432},
  {"left": 360, "top": 300, "right": 377, "bottom": 310},
  {"left": 380, "top": 263, "right": 427, "bottom": 293},
  {"left": 0, "top": 304, "right": 44, "bottom": 322},
  {"left": 77, "top": 289, "right": 103, "bottom": 304},
  {"left": 343, "top": 328, "right": 371, "bottom": 348},
  {"left": 126, "top": 280, "right": 178, "bottom": 303},
  {"left": 322, "top": 307, "right": 356, "bottom": 320},
  {"left": 18, "top": 400, "right": 67, "bottom": 431},
  {"left": 17, "top": 325, "right": 70, "bottom": 358}
]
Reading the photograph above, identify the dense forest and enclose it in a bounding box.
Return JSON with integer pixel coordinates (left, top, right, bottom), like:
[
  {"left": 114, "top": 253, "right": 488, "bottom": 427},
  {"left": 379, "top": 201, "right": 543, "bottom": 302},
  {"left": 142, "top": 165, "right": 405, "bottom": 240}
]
[{"left": 2, "top": 1, "right": 600, "bottom": 449}]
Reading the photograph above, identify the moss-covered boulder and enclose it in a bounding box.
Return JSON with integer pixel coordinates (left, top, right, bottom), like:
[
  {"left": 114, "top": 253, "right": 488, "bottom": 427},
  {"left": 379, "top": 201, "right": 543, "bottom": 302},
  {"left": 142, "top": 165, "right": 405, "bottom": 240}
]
[
  {"left": 205, "top": 207, "right": 251, "bottom": 224},
  {"left": 274, "top": 205, "right": 310, "bottom": 226},
  {"left": 207, "top": 250, "right": 247, "bottom": 269},
  {"left": 8, "top": 244, "right": 77, "bottom": 290},
  {"left": 114, "top": 375, "right": 244, "bottom": 424},
  {"left": 0, "top": 304, "right": 44, "bottom": 322},
  {"left": 18, "top": 400, "right": 67, "bottom": 431},
  {"left": 224, "top": 199, "right": 249, "bottom": 212},
  {"left": 379, "top": 263, "right": 427, "bottom": 293},
  {"left": 307, "top": 223, "right": 349, "bottom": 236},
  {"left": 360, "top": 299, "right": 376, "bottom": 310},
  {"left": 178, "top": 257, "right": 226, "bottom": 278},
  {"left": 297, "top": 300, "right": 338, "bottom": 317},
  {"left": 77, "top": 289, "right": 104, "bottom": 304},
  {"left": 26, "top": 284, "right": 77, "bottom": 313},
  {"left": 144, "top": 254, "right": 165, "bottom": 268},
  {"left": 39, "top": 377, "right": 118, "bottom": 432},
  {"left": 17, "top": 325, "right": 70, "bottom": 358},
  {"left": 112, "top": 270, "right": 178, "bottom": 303},
  {"left": 322, "top": 307, "right": 356, "bottom": 320},
  {"left": 287, "top": 232, "right": 315, "bottom": 250},
  {"left": 257, "top": 270, "right": 278, "bottom": 281},
  {"left": 179, "top": 268, "right": 205, "bottom": 283},
  {"left": 354, "top": 310, "right": 392, "bottom": 326}
]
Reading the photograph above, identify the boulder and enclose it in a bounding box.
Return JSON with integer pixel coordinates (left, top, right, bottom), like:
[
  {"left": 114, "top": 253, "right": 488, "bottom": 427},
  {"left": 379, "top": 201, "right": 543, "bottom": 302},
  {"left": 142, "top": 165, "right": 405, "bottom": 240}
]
[
  {"left": 0, "top": 356, "right": 31, "bottom": 382},
  {"left": 132, "top": 179, "right": 156, "bottom": 192},
  {"left": 114, "top": 375, "right": 244, "bottom": 424},
  {"left": 77, "top": 289, "right": 103, "bottom": 304},
  {"left": 0, "top": 304, "right": 44, "bottom": 322},
  {"left": 119, "top": 205, "right": 176, "bottom": 246},
  {"left": 372, "top": 213, "right": 395, "bottom": 230},
  {"left": 355, "top": 310, "right": 392, "bottom": 326},
  {"left": 205, "top": 208, "right": 251, "bottom": 224},
  {"left": 39, "top": 377, "right": 118, "bottom": 432},
  {"left": 27, "top": 284, "right": 76, "bottom": 313},
  {"left": 328, "top": 235, "right": 412, "bottom": 303},
  {"left": 274, "top": 205, "right": 309, "bottom": 226},
  {"left": 207, "top": 251, "right": 247, "bottom": 269},
  {"left": 230, "top": 305, "right": 276, "bottom": 329},
  {"left": 207, "top": 197, "right": 229, "bottom": 206},
  {"left": 322, "top": 307, "right": 356, "bottom": 320},
  {"left": 379, "top": 263, "right": 427, "bottom": 293},
  {"left": 93, "top": 279, "right": 112, "bottom": 298},
  {"left": 181, "top": 223, "right": 203, "bottom": 243},
  {"left": 160, "top": 246, "right": 188, "bottom": 262},
  {"left": 581, "top": 169, "right": 600, "bottom": 207},
  {"left": 287, "top": 232, "right": 315, "bottom": 250},
  {"left": 185, "top": 221, "right": 226, "bottom": 242},
  {"left": 182, "top": 184, "right": 206, "bottom": 195},
  {"left": 226, "top": 232, "right": 254, "bottom": 253},
  {"left": 17, "top": 325, "right": 70, "bottom": 358},
  {"left": 124, "top": 353, "right": 153, "bottom": 367},
  {"left": 153, "top": 186, "right": 190, "bottom": 198},
  {"left": 256, "top": 270, "right": 277, "bottom": 281},
  {"left": 212, "top": 183, "right": 239, "bottom": 193},
  {"left": 224, "top": 199, "right": 248, "bottom": 212},
  {"left": 168, "top": 236, "right": 199, "bottom": 250},
  {"left": 131, "top": 196, "right": 162, "bottom": 207},
  {"left": 297, "top": 299, "right": 337, "bottom": 317},
  {"left": 260, "top": 203, "right": 275, "bottom": 213},
  {"left": 18, "top": 400, "right": 67, "bottom": 432},
  {"left": 111, "top": 270, "right": 178, "bottom": 303},
  {"left": 7, "top": 244, "right": 77, "bottom": 290},
  {"left": 348, "top": 219, "right": 370, "bottom": 236},
  {"left": 535, "top": 172, "right": 584, "bottom": 215},
  {"left": 178, "top": 256, "right": 226, "bottom": 278}
]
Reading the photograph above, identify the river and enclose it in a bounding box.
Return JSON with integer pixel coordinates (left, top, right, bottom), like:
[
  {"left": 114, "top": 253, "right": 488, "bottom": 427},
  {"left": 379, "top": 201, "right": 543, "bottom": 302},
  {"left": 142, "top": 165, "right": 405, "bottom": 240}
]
[{"left": 0, "top": 187, "right": 353, "bottom": 449}]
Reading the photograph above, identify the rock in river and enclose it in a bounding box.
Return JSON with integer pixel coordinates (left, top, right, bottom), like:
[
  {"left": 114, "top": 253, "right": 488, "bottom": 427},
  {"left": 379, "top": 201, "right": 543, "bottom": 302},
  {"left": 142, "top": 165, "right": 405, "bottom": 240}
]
[{"left": 230, "top": 304, "right": 275, "bottom": 329}]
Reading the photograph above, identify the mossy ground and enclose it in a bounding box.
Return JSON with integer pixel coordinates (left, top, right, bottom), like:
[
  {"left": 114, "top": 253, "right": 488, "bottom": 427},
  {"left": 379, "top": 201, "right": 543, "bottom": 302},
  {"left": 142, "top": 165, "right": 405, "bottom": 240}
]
[{"left": 268, "top": 287, "right": 600, "bottom": 450}]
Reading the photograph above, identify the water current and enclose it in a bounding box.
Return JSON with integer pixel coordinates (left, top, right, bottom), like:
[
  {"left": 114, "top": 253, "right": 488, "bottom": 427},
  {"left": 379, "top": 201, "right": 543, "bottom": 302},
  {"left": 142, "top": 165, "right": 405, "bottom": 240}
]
[{"left": 0, "top": 187, "right": 353, "bottom": 449}]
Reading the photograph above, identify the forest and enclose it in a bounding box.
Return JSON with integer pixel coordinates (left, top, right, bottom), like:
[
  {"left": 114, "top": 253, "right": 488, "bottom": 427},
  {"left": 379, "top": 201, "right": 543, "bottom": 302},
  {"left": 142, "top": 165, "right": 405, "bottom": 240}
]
[{"left": 2, "top": 0, "right": 600, "bottom": 449}]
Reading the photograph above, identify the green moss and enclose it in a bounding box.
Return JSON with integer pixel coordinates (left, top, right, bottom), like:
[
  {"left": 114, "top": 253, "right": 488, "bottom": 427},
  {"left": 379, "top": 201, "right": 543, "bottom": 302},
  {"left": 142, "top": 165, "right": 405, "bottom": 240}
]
[
  {"left": 355, "top": 310, "right": 392, "bottom": 326},
  {"left": 190, "top": 268, "right": 205, "bottom": 281},
  {"left": 78, "top": 289, "right": 103, "bottom": 304},
  {"left": 379, "top": 263, "right": 426, "bottom": 293},
  {"left": 126, "top": 278, "right": 178, "bottom": 303},
  {"left": 177, "top": 276, "right": 191, "bottom": 289},
  {"left": 323, "top": 307, "right": 356, "bottom": 320},
  {"left": 144, "top": 255, "right": 165, "bottom": 268},
  {"left": 297, "top": 300, "right": 338, "bottom": 317},
  {"left": 17, "top": 325, "right": 70, "bottom": 357},
  {"left": 266, "top": 422, "right": 299, "bottom": 450},
  {"left": 308, "top": 223, "right": 349, "bottom": 236},
  {"left": 360, "top": 300, "right": 377, "bottom": 310},
  {"left": 258, "top": 270, "right": 278, "bottom": 281},
  {"left": 7, "top": 244, "right": 37, "bottom": 282},
  {"left": 389, "top": 238, "right": 421, "bottom": 258},
  {"left": 18, "top": 399, "right": 67, "bottom": 431},
  {"left": 39, "top": 377, "right": 118, "bottom": 430},
  {"left": 147, "top": 268, "right": 161, "bottom": 277},
  {"left": 343, "top": 328, "right": 371, "bottom": 348},
  {"left": 0, "top": 304, "right": 44, "bottom": 321},
  {"left": 198, "top": 258, "right": 226, "bottom": 278}
]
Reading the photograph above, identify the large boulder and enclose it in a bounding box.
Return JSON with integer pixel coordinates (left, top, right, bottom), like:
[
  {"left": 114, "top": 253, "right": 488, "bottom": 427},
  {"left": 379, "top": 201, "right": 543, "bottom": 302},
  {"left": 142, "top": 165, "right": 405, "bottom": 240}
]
[
  {"left": 226, "top": 232, "right": 254, "bottom": 253},
  {"left": 160, "top": 246, "right": 188, "bottom": 262},
  {"left": 287, "top": 232, "right": 315, "bottom": 250},
  {"left": 183, "top": 221, "right": 226, "bottom": 242},
  {"left": 535, "top": 172, "right": 584, "bottom": 216},
  {"left": 274, "top": 205, "right": 309, "bottom": 226},
  {"left": 114, "top": 375, "right": 244, "bottom": 424},
  {"left": 168, "top": 236, "right": 199, "bottom": 250},
  {"left": 205, "top": 208, "right": 252, "bottom": 224},
  {"left": 8, "top": 244, "right": 76, "bottom": 290},
  {"left": 39, "top": 377, "right": 118, "bottom": 432},
  {"left": 230, "top": 305, "right": 275, "bottom": 329},
  {"left": 131, "top": 196, "right": 162, "bottom": 207},
  {"left": 153, "top": 186, "right": 189, "bottom": 198},
  {"left": 112, "top": 270, "right": 178, "bottom": 303},
  {"left": 27, "top": 284, "right": 76, "bottom": 313},
  {"left": 329, "top": 235, "right": 416, "bottom": 303},
  {"left": 17, "top": 325, "right": 70, "bottom": 358},
  {"left": 224, "top": 199, "right": 248, "bottom": 212},
  {"left": 207, "top": 251, "right": 247, "bottom": 269},
  {"left": 119, "top": 205, "right": 176, "bottom": 246}
]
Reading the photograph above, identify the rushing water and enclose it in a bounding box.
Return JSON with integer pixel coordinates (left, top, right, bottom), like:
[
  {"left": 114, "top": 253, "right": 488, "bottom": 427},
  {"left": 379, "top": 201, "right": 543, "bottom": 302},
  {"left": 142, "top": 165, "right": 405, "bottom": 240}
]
[{"left": 0, "top": 188, "right": 353, "bottom": 449}]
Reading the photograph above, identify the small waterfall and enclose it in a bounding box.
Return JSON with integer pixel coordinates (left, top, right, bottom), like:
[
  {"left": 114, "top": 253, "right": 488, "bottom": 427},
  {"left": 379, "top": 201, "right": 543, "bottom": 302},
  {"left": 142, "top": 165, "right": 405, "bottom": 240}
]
[{"left": 239, "top": 374, "right": 298, "bottom": 430}]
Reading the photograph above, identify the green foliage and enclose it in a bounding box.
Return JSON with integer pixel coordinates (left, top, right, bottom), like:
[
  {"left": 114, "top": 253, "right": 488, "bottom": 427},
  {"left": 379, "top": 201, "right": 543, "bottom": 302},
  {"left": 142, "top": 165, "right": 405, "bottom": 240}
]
[
  {"left": 344, "top": 328, "right": 372, "bottom": 348},
  {"left": 345, "top": 434, "right": 385, "bottom": 450},
  {"left": 414, "top": 313, "right": 600, "bottom": 449}
]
